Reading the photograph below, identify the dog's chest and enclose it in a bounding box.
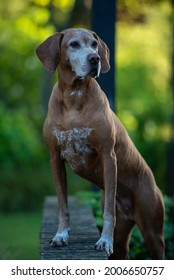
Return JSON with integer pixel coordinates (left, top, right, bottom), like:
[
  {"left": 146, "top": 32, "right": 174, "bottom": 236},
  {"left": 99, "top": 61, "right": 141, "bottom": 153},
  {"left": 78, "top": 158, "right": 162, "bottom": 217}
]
[{"left": 53, "top": 127, "right": 94, "bottom": 170}]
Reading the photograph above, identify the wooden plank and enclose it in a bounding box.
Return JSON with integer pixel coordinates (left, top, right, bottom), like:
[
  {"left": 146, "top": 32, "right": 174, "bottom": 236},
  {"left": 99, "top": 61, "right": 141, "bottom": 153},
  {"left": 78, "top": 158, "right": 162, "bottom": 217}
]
[{"left": 40, "top": 196, "right": 108, "bottom": 260}]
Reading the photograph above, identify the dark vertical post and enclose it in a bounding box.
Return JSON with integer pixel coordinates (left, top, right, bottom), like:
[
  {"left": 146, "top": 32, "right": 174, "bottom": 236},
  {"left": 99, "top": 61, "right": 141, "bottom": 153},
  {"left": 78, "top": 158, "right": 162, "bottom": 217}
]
[{"left": 91, "top": 0, "right": 116, "bottom": 111}]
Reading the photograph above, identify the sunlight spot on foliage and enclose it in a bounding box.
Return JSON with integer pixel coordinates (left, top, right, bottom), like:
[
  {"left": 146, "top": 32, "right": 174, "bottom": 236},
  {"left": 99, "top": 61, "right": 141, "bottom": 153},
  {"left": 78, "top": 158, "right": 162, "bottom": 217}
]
[
  {"left": 32, "top": 0, "right": 50, "bottom": 6},
  {"left": 15, "top": 14, "right": 54, "bottom": 41},
  {"left": 53, "top": 0, "right": 75, "bottom": 12},
  {"left": 159, "top": 124, "right": 172, "bottom": 142},
  {"left": 15, "top": 16, "right": 40, "bottom": 37},
  {"left": 144, "top": 120, "right": 157, "bottom": 141},
  {"left": 5, "top": 0, "right": 28, "bottom": 16},
  {"left": 31, "top": 8, "right": 50, "bottom": 25},
  {"left": 144, "top": 122, "right": 171, "bottom": 142},
  {"left": 120, "top": 111, "right": 138, "bottom": 131}
]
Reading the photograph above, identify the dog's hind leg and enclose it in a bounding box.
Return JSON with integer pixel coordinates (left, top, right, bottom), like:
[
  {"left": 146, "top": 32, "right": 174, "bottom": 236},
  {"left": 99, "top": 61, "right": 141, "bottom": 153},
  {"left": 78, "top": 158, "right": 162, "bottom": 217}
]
[
  {"left": 136, "top": 217, "right": 165, "bottom": 259},
  {"left": 135, "top": 188, "right": 165, "bottom": 259},
  {"left": 109, "top": 205, "right": 135, "bottom": 260}
]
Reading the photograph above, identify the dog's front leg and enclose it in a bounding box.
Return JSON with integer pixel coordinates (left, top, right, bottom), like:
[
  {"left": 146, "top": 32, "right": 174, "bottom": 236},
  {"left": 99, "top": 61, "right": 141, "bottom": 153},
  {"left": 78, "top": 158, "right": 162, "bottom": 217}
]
[
  {"left": 49, "top": 152, "right": 70, "bottom": 247},
  {"left": 95, "top": 150, "right": 117, "bottom": 256}
]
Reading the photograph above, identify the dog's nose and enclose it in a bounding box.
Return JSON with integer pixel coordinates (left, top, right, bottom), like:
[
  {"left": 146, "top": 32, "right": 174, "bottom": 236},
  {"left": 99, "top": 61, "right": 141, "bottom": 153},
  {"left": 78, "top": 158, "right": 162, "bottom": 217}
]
[{"left": 88, "top": 54, "right": 100, "bottom": 65}]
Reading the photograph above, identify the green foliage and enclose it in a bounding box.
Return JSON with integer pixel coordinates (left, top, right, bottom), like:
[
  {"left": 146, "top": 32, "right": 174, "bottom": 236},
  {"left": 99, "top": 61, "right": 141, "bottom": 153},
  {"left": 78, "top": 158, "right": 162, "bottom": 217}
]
[
  {"left": 0, "top": 0, "right": 55, "bottom": 213},
  {"left": 0, "top": 105, "right": 46, "bottom": 169},
  {"left": 0, "top": 104, "right": 54, "bottom": 212},
  {"left": 0, "top": 167, "right": 54, "bottom": 212},
  {"left": 0, "top": 211, "right": 41, "bottom": 259},
  {"left": 163, "top": 195, "right": 174, "bottom": 259},
  {"left": 78, "top": 191, "right": 174, "bottom": 260},
  {"left": 117, "top": 2, "right": 172, "bottom": 191},
  {"left": 78, "top": 191, "right": 103, "bottom": 228}
]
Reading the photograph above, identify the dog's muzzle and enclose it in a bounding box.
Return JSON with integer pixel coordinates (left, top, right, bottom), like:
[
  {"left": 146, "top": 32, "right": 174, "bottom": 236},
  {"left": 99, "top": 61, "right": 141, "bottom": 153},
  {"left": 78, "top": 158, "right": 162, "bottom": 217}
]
[{"left": 87, "top": 53, "right": 100, "bottom": 78}]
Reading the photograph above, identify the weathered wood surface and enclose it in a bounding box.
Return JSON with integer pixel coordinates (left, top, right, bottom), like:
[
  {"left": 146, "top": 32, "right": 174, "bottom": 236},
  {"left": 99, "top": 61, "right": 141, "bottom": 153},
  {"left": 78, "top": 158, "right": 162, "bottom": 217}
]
[{"left": 40, "top": 196, "right": 108, "bottom": 260}]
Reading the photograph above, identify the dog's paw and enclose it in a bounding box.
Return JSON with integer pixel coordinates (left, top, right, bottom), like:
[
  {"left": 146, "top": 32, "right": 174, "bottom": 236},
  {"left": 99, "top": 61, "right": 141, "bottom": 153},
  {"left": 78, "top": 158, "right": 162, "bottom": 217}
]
[
  {"left": 95, "top": 236, "right": 113, "bottom": 256},
  {"left": 50, "top": 229, "right": 69, "bottom": 247}
]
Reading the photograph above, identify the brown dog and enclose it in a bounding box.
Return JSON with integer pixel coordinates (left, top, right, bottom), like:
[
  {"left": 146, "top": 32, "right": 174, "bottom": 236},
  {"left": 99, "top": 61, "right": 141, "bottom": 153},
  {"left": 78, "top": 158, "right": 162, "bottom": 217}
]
[{"left": 36, "top": 28, "right": 165, "bottom": 259}]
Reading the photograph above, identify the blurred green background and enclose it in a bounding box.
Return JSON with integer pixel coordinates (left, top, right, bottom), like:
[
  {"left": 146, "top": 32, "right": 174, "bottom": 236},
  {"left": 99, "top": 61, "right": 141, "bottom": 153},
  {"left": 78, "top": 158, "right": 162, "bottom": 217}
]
[{"left": 0, "top": 0, "right": 173, "bottom": 259}]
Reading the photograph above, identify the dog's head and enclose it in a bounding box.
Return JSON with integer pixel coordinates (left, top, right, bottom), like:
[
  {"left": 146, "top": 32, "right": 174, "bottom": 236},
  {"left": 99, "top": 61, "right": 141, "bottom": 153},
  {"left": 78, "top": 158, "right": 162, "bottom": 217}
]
[{"left": 36, "top": 28, "right": 110, "bottom": 79}]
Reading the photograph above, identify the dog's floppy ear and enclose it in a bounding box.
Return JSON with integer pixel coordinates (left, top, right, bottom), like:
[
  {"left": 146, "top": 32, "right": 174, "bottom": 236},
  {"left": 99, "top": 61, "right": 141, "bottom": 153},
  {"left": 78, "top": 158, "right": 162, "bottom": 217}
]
[
  {"left": 36, "top": 32, "right": 64, "bottom": 72},
  {"left": 92, "top": 32, "right": 110, "bottom": 73}
]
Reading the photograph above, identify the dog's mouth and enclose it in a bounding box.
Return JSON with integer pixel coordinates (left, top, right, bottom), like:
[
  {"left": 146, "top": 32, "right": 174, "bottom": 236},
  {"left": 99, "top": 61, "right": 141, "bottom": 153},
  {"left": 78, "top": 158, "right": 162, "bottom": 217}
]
[
  {"left": 88, "top": 67, "right": 99, "bottom": 78},
  {"left": 75, "top": 64, "right": 100, "bottom": 80},
  {"left": 76, "top": 68, "right": 99, "bottom": 80},
  {"left": 76, "top": 76, "right": 84, "bottom": 80}
]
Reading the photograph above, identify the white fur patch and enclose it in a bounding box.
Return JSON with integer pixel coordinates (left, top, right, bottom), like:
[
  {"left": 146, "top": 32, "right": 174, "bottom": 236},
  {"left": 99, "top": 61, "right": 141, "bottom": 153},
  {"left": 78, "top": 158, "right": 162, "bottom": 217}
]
[
  {"left": 52, "top": 229, "right": 69, "bottom": 246},
  {"left": 53, "top": 127, "right": 93, "bottom": 170},
  {"left": 70, "top": 90, "right": 83, "bottom": 97},
  {"left": 95, "top": 235, "right": 113, "bottom": 256}
]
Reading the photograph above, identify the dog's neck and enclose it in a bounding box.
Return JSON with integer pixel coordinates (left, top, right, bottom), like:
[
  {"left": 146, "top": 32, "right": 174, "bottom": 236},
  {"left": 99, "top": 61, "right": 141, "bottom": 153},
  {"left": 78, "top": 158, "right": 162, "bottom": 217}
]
[
  {"left": 58, "top": 64, "right": 88, "bottom": 88},
  {"left": 57, "top": 66, "right": 94, "bottom": 111},
  {"left": 56, "top": 64, "right": 105, "bottom": 114}
]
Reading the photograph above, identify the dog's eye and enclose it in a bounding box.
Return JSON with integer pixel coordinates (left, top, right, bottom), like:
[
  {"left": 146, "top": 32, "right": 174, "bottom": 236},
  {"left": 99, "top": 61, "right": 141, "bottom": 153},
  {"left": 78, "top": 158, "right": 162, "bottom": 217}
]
[
  {"left": 70, "top": 41, "right": 80, "bottom": 48},
  {"left": 91, "top": 41, "right": 98, "bottom": 48}
]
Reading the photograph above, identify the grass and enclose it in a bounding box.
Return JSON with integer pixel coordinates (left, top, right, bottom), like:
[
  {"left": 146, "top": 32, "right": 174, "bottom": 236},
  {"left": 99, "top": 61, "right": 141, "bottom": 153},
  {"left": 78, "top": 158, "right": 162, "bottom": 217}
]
[
  {"left": 0, "top": 166, "right": 91, "bottom": 260},
  {"left": 0, "top": 211, "right": 42, "bottom": 260}
]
